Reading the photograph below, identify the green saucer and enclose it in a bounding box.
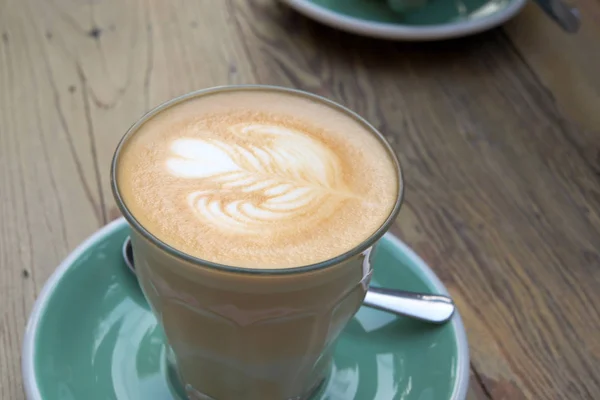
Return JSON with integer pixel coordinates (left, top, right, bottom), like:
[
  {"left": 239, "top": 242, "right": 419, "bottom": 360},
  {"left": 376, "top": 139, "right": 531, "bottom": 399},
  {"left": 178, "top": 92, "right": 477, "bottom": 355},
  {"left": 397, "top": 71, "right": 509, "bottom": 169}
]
[
  {"left": 280, "top": 0, "right": 526, "bottom": 40},
  {"left": 23, "top": 218, "right": 469, "bottom": 399}
]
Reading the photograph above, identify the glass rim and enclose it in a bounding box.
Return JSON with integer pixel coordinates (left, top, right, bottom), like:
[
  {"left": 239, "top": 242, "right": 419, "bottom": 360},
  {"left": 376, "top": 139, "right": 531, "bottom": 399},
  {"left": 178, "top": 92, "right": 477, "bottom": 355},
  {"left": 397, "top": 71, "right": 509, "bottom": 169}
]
[{"left": 111, "top": 85, "right": 405, "bottom": 275}]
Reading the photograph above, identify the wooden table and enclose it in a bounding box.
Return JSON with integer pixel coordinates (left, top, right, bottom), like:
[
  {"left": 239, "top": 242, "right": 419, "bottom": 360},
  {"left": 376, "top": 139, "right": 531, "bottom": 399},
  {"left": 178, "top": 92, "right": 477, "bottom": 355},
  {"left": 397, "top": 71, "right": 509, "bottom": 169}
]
[{"left": 1, "top": 0, "right": 599, "bottom": 398}]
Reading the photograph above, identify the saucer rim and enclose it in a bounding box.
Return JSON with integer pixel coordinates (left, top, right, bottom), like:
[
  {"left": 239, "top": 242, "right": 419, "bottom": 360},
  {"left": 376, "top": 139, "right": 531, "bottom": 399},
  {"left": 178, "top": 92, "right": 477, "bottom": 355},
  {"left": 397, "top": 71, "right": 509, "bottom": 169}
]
[
  {"left": 280, "top": 0, "right": 527, "bottom": 40},
  {"left": 22, "top": 217, "right": 470, "bottom": 400}
]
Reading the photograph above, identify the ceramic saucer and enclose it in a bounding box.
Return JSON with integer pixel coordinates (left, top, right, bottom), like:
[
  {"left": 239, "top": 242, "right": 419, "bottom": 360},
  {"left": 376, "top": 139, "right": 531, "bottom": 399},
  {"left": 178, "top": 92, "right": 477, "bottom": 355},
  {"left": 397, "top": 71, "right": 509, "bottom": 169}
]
[
  {"left": 23, "top": 218, "right": 469, "bottom": 399},
  {"left": 280, "top": 0, "right": 526, "bottom": 40}
]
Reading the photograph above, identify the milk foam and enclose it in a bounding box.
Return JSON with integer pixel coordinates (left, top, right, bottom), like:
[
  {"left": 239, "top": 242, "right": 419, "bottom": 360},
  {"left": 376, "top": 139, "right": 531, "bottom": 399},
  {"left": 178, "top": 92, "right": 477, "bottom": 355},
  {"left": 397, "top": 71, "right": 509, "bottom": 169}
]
[{"left": 116, "top": 89, "right": 399, "bottom": 268}]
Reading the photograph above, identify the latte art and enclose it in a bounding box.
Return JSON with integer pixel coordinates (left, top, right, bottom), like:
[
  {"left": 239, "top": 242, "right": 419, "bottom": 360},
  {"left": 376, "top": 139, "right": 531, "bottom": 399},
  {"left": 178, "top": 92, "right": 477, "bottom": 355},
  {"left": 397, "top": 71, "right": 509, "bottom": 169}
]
[{"left": 166, "top": 124, "right": 356, "bottom": 234}]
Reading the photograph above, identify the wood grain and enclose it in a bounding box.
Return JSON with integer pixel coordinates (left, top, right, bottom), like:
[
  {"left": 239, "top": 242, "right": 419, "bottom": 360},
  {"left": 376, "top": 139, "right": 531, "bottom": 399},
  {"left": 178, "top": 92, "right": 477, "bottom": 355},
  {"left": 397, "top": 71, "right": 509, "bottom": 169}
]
[
  {"left": 504, "top": 2, "right": 600, "bottom": 175},
  {"left": 505, "top": 2, "right": 600, "bottom": 132},
  {"left": 1, "top": 0, "right": 599, "bottom": 399},
  {"left": 0, "top": 0, "right": 103, "bottom": 396}
]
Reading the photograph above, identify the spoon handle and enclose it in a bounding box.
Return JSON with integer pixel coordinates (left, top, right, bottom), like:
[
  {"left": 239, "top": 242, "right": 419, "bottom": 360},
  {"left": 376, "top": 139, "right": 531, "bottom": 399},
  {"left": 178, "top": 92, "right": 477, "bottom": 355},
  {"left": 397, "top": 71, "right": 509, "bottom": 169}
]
[
  {"left": 533, "top": 0, "right": 581, "bottom": 33},
  {"left": 364, "top": 286, "right": 455, "bottom": 324}
]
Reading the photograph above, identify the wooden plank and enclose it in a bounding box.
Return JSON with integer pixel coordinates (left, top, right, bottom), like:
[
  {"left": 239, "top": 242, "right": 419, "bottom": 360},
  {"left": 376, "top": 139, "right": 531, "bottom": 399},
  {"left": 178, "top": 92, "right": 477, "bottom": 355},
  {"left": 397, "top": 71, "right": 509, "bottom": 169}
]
[
  {"left": 0, "top": 0, "right": 103, "bottom": 397},
  {"left": 232, "top": 2, "right": 600, "bottom": 398},
  {"left": 504, "top": 2, "right": 600, "bottom": 168}
]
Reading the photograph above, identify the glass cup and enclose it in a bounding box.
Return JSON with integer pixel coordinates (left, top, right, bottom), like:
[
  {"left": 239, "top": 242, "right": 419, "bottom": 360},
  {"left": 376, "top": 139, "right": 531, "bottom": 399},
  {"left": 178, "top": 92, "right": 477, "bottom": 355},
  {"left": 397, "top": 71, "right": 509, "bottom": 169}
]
[{"left": 111, "top": 86, "right": 403, "bottom": 400}]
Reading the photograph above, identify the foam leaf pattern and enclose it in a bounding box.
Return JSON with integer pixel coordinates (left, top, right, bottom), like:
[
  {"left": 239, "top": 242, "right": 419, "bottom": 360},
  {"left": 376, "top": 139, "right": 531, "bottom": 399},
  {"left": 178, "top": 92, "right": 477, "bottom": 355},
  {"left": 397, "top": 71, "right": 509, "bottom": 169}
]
[{"left": 166, "top": 124, "right": 356, "bottom": 234}]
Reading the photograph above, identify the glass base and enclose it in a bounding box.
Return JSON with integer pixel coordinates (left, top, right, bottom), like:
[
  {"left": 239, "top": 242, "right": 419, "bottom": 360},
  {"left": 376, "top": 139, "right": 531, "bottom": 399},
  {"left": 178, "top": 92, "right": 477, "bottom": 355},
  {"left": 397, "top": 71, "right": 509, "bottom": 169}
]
[{"left": 165, "top": 351, "right": 329, "bottom": 400}]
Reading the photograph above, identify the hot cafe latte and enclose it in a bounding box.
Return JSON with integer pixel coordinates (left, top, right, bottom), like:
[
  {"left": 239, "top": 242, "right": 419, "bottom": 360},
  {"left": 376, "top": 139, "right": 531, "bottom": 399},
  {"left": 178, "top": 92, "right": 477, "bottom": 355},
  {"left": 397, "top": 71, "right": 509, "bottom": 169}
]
[
  {"left": 113, "top": 87, "right": 403, "bottom": 399},
  {"left": 116, "top": 88, "right": 399, "bottom": 268}
]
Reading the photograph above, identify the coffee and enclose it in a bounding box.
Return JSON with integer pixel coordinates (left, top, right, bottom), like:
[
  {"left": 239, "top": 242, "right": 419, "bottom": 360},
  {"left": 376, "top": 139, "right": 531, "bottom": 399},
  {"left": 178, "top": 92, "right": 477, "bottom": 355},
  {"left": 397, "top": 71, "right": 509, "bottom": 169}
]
[{"left": 117, "top": 88, "right": 398, "bottom": 268}]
